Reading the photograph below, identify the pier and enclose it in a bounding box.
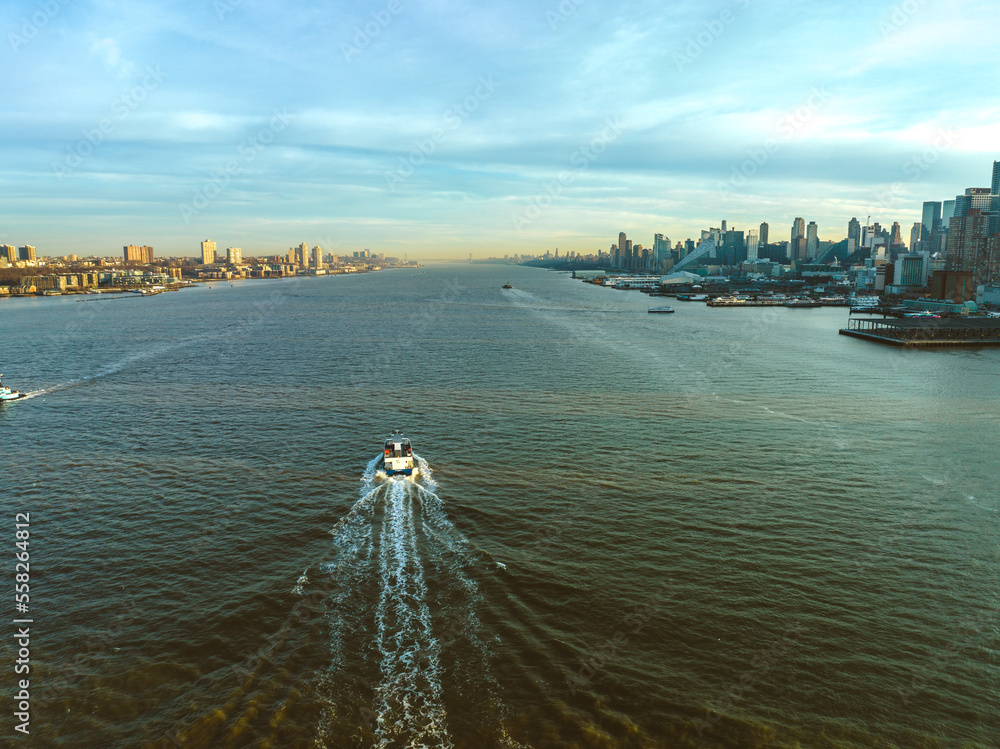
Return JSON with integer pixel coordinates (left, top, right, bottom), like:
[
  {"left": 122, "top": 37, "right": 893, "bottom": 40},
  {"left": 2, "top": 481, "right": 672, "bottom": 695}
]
[{"left": 839, "top": 317, "right": 1000, "bottom": 347}]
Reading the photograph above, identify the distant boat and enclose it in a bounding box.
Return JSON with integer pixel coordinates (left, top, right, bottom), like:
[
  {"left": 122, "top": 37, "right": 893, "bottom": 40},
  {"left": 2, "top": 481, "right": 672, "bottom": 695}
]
[
  {"left": 502, "top": 283, "right": 512, "bottom": 289},
  {"left": 648, "top": 306, "right": 674, "bottom": 314}
]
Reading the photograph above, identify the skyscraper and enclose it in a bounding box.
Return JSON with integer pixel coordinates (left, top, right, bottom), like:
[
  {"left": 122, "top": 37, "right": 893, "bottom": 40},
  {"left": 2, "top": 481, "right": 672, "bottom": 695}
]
[
  {"left": 953, "top": 188, "right": 990, "bottom": 218},
  {"left": 18, "top": 246, "right": 36, "bottom": 262},
  {"left": 618, "top": 232, "right": 627, "bottom": 269},
  {"left": 921, "top": 201, "right": 942, "bottom": 239},
  {"left": 227, "top": 247, "right": 242, "bottom": 265},
  {"left": 747, "top": 230, "right": 759, "bottom": 261},
  {"left": 806, "top": 221, "right": 818, "bottom": 259},
  {"left": 848, "top": 217, "right": 861, "bottom": 250},
  {"left": 759, "top": 222, "right": 769, "bottom": 247},
  {"left": 201, "top": 239, "right": 216, "bottom": 265},
  {"left": 993, "top": 161, "right": 1000, "bottom": 196},
  {"left": 910, "top": 223, "right": 922, "bottom": 253},
  {"left": 791, "top": 218, "right": 806, "bottom": 261},
  {"left": 653, "top": 234, "right": 670, "bottom": 268},
  {"left": 311, "top": 246, "right": 322, "bottom": 268},
  {"left": 942, "top": 200, "right": 956, "bottom": 223}
]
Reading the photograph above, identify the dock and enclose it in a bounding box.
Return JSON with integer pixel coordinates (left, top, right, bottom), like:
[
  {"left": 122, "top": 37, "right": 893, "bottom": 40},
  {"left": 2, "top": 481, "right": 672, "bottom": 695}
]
[{"left": 839, "top": 317, "right": 1000, "bottom": 347}]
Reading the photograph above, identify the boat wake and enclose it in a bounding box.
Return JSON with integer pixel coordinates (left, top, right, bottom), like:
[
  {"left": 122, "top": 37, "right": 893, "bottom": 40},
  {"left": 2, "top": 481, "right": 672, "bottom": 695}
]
[
  {"left": 296, "top": 454, "right": 510, "bottom": 749},
  {"left": 12, "top": 335, "right": 214, "bottom": 401}
]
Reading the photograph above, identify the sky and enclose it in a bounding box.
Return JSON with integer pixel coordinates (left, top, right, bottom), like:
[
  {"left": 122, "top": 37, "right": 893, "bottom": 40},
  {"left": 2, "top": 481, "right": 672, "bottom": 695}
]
[{"left": 2, "top": 0, "right": 999, "bottom": 260}]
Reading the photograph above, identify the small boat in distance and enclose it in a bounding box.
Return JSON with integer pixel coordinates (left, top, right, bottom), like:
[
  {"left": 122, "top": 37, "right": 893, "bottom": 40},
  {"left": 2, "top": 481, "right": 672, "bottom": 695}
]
[
  {"left": 0, "top": 375, "right": 27, "bottom": 402},
  {"left": 648, "top": 306, "right": 674, "bottom": 314},
  {"left": 378, "top": 430, "right": 415, "bottom": 476},
  {"left": 502, "top": 283, "right": 513, "bottom": 289}
]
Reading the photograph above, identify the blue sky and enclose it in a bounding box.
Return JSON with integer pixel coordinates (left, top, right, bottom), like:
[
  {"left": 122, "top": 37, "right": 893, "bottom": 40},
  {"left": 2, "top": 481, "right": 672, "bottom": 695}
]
[{"left": 2, "top": 0, "right": 998, "bottom": 259}]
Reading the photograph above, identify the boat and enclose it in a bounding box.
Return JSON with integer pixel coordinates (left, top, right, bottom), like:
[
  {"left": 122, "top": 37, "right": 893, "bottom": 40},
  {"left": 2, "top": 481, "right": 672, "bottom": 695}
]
[
  {"left": 502, "top": 283, "right": 512, "bottom": 289},
  {"left": 378, "top": 430, "right": 415, "bottom": 476},
  {"left": 0, "top": 375, "right": 27, "bottom": 402},
  {"left": 784, "top": 298, "right": 822, "bottom": 308},
  {"left": 647, "top": 306, "right": 674, "bottom": 313}
]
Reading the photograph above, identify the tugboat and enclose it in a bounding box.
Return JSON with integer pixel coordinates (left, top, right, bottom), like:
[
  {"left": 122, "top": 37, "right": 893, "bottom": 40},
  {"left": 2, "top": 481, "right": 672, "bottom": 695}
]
[
  {"left": 502, "top": 282, "right": 513, "bottom": 289},
  {"left": 378, "top": 431, "right": 415, "bottom": 476},
  {"left": 0, "top": 374, "right": 27, "bottom": 402}
]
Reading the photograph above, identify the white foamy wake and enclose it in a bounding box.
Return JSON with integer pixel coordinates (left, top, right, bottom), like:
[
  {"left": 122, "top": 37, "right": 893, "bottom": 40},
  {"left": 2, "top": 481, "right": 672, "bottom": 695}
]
[
  {"left": 372, "top": 480, "right": 452, "bottom": 748},
  {"left": 309, "top": 454, "right": 519, "bottom": 748}
]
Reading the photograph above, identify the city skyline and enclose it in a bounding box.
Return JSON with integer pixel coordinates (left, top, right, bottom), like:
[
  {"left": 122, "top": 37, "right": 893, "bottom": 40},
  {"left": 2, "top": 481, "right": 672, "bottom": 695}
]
[{"left": 3, "top": 0, "right": 1000, "bottom": 258}]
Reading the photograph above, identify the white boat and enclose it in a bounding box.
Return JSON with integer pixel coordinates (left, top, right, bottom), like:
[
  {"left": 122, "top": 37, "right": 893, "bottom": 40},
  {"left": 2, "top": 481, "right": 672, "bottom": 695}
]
[
  {"left": 647, "top": 306, "right": 674, "bottom": 313},
  {"left": 378, "top": 431, "right": 415, "bottom": 476},
  {"left": 0, "top": 374, "right": 27, "bottom": 402}
]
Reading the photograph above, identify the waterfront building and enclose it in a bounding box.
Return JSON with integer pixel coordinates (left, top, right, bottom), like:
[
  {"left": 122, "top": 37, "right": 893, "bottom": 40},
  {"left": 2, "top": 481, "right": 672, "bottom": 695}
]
[
  {"left": 311, "top": 245, "right": 322, "bottom": 269},
  {"left": 201, "top": 239, "right": 217, "bottom": 265},
  {"left": 894, "top": 252, "right": 930, "bottom": 288},
  {"left": 226, "top": 247, "right": 242, "bottom": 265},
  {"left": 18, "top": 245, "right": 36, "bottom": 262},
  {"left": 945, "top": 210, "right": 1000, "bottom": 287},
  {"left": 124, "top": 245, "right": 154, "bottom": 264}
]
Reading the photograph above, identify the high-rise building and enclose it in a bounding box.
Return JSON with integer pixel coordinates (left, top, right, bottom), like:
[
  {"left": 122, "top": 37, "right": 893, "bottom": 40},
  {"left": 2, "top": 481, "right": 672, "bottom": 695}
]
[
  {"left": 0, "top": 245, "right": 15, "bottom": 261},
  {"left": 993, "top": 161, "right": 1000, "bottom": 196},
  {"left": 124, "top": 245, "right": 154, "bottom": 264},
  {"left": 201, "top": 239, "right": 217, "bottom": 265},
  {"left": 226, "top": 247, "right": 242, "bottom": 265},
  {"left": 806, "top": 221, "right": 818, "bottom": 259},
  {"left": 848, "top": 218, "right": 861, "bottom": 249},
  {"left": 947, "top": 210, "right": 990, "bottom": 281},
  {"left": 653, "top": 234, "right": 670, "bottom": 268},
  {"left": 942, "top": 200, "right": 956, "bottom": 223},
  {"left": 746, "top": 229, "right": 759, "bottom": 261},
  {"left": 18, "top": 246, "right": 36, "bottom": 262},
  {"left": 311, "top": 246, "right": 322, "bottom": 268},
  {"left": 954, "top": 187, "right": 991, "bottom": 218},
  {"left": 721, "top": 220, "right": 727, "bottom": 233},
  {"left": 909, "top": 223, "right": 922, "bottom": 253},
  {"left": 791, "top": 218, "right": 804, "bottom": 244},
  {"left": 759, "top": 222, "right": 769, "bottom": 247},
  {"left": 922, "top": 201, "right": 942, "bottom": 239}
]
